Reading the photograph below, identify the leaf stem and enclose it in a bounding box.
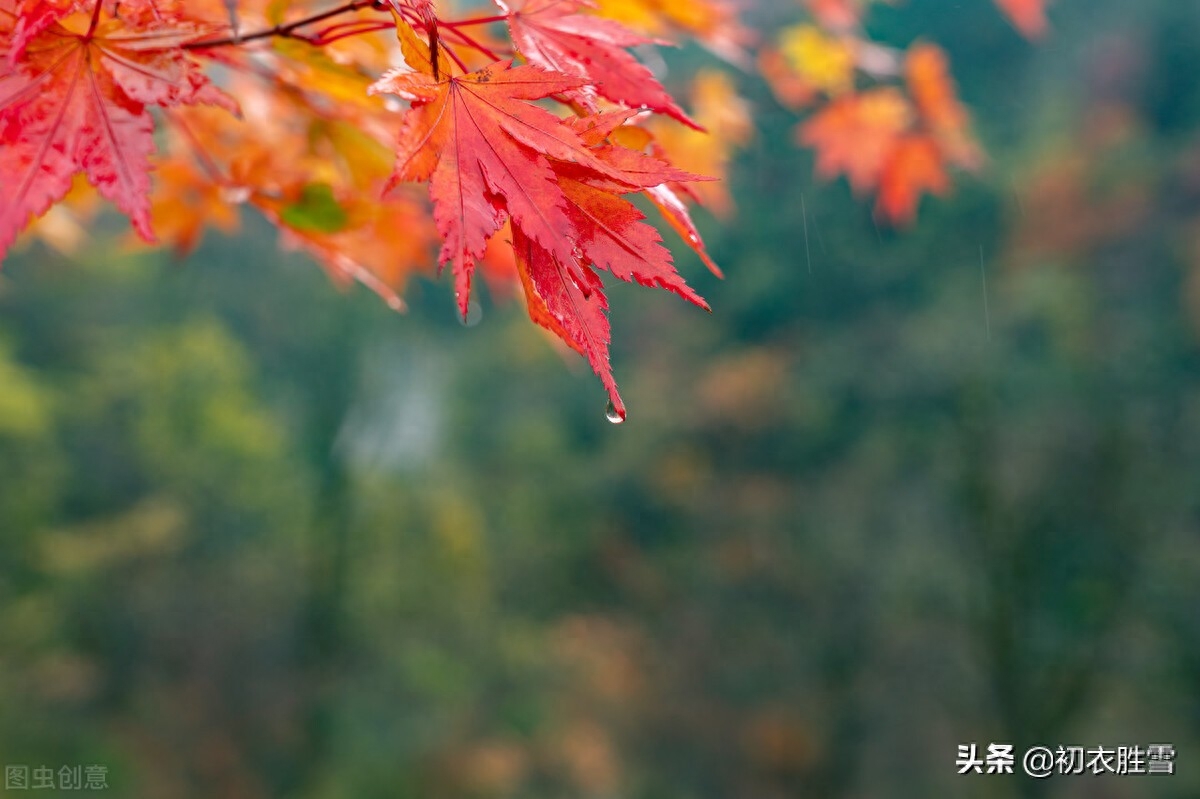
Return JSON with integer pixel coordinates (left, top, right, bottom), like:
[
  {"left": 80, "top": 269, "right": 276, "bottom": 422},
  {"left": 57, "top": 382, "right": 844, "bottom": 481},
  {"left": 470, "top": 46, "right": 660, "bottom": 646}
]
[
  {"left": 442, "top": 15, "right": 507, "bottom": 28},
  {"left": 182, "top": 0, "right": 385, "bottom": 50},
  {"left": 441, "top": 26, "right": 503, "bottom": 62},
  {"left": 85, "top": 0, "right": 104, "bottom": 39},
  {"left": 441, "top": 43, "right": 469, "bottom": 74}
]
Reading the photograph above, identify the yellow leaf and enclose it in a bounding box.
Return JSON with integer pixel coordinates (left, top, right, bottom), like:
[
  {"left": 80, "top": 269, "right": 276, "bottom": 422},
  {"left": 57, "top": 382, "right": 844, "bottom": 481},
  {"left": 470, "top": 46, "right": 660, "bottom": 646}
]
[{"left": 779, "top": 24, "right": 856, "bottom": 95}]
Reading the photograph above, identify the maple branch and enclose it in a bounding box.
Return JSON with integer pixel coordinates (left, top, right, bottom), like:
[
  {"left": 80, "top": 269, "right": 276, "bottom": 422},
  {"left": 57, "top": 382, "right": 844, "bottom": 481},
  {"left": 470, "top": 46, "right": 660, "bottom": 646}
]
[
  {"left": 309, "top": 20, "right": 395, "bottom": 46},
  {"left": 182, "top": 0, "right": 387, "bottom": 50}
]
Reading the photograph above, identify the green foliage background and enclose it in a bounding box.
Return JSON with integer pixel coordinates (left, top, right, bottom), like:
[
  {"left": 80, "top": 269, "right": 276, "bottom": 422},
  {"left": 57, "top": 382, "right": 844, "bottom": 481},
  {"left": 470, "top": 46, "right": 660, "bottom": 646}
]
[{"left": 1, "top": 1, "right": 1199, "bottom": 797}]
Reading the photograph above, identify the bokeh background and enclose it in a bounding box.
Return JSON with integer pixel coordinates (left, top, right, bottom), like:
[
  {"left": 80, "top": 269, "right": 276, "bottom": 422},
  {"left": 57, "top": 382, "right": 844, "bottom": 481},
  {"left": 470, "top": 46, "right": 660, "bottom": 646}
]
[{"left": 2, "top": 0, "right": 1199, "bottom": 797}]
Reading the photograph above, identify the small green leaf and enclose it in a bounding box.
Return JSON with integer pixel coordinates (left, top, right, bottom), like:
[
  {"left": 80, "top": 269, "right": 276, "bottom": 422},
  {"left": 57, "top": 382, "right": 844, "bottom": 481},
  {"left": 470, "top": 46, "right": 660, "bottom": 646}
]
[{"left": 280, "top": 183, "right": 349, "bottom": 234}]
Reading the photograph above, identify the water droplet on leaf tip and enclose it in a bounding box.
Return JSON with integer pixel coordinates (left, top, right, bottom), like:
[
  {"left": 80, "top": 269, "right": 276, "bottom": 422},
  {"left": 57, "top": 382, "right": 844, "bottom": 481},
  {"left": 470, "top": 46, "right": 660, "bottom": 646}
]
[{"left": 605, "top": 402, "right": 625, "bottom": 424}]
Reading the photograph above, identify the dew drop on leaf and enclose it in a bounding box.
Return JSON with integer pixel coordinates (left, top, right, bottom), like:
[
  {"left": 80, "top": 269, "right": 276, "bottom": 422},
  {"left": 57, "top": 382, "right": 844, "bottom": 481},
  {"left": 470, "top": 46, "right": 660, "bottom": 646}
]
[{"left": 605, "top": 402, "right": 625, "bottom": 424}]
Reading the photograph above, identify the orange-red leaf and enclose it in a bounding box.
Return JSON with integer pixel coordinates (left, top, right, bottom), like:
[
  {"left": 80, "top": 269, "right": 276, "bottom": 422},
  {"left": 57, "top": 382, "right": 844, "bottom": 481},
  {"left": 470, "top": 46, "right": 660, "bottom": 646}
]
[
  {"left": 0, "top": 5, "right": 235, "bottom": 262},
  {"left": 876, "top": 134, "right": 949, "bottom": 225},
  {"left": 373, "top": 57, "right": 708, "bottom": 405},
  {"left": 645, "top": 183, "right": 723, "bottom": 278},
  {"left": 799, "top": 88, "right": 911, "bottom": 195},
  {"left": 559, "top": 175, "right": 707, "bottom": 309},
  {"left": 905, "top": 43, "right": 982, "bottom": 170},
  {"left": 514, "top": 226, "right": 625, "bottom": 419},
  {"left": 371, "top": 60, "right": 608, "bottom": 313},
  {"left": 499, "top": 0, "right": 698, "bottom": 128}
]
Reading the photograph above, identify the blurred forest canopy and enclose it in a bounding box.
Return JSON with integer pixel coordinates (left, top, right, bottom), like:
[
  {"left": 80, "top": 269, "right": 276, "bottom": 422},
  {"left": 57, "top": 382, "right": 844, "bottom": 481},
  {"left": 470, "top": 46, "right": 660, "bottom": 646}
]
[{"left": 1, "top": 0, "right": 1200, "bottom": 798}]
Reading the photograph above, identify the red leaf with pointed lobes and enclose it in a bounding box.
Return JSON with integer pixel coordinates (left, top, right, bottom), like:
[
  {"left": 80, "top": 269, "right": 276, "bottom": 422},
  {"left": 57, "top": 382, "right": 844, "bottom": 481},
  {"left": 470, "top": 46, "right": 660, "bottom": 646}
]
[
  {"left": 371, "top": 59, "right": 705, "bottom": 320},
  {"left": 0, "top": 4, "right": 237, "bottom": 263},
  {"left": 370, "top": 60, "right": 601, "bottom": 316},
  {"left": 514, "top": 226, "right": 625, "bottom": 420},
  {"left": 645, "top": 183, "right": 723, "bottom": 278},
  {"left": 558, "top": 175, "right": 708, "bottom": 309},
  {"left": 561, "top": 111, "right": 706, "bottom": 191},
  {"left": 498, "top": 0, "right": 700, "bottom": 129},
  {"left": 562, "top": 112, "right": 722, "bottom": 278}
]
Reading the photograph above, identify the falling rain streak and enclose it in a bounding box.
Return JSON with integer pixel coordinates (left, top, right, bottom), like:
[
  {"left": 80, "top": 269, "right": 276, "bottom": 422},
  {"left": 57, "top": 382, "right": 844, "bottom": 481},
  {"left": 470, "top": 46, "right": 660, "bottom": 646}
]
[
  {"left": 979, "top": 245, "right": 992, "bottom": 341},
  {"left": 801, "top": 193, "right": 813, "bottom": 274}
]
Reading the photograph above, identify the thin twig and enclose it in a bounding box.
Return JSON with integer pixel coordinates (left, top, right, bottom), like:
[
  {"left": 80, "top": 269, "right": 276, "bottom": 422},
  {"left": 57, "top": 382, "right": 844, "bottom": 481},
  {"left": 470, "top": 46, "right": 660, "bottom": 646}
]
[
  {"left": 441, "top": 25, "right": 503, "bottom": 62},
  {"left": 182, "top": 0, "right": 384, "bottom": 50}
]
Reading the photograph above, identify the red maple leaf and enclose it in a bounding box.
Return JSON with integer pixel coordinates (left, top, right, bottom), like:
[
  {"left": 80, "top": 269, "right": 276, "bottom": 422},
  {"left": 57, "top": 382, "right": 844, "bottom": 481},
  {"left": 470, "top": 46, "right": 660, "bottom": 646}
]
[
  {"left": 514, "top": 225, "right": 623, "bottom": 416},
  {"left": 645, "top": 183, "right": 724, "bottom": 278},
  {"left": 0, "top": 1, "right": 236, "bottom": 261},
  {"left": 371, "top": 59, "right": 708, "bottom": 415},
  {"left": 371, "top": 61, "right": 608, "bottom": 313},
  {"left": 560, "top": 112, "right": 710, "bottom": 304},
  {"left": 498, "top": 0, "right": 699, "bottom": 128}
]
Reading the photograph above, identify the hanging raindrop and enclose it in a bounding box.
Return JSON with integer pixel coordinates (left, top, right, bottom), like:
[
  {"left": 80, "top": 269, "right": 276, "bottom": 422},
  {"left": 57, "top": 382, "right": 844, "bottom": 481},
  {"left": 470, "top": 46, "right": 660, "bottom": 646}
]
[{"left": 605, "top": 402, "right": 625, "bottom": 425}]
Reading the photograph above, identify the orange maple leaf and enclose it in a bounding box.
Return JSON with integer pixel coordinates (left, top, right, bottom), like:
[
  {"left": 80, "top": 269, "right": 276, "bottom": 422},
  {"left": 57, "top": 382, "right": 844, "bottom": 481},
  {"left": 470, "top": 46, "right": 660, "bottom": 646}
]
[
  {"left": 798, "top": 88, "right": 912, "bottom": 195},
  {"left": 876, "top": 134, "right": 949, "bottom": 225},
  {"left": 905, "top": 43, "right": 983, "bottom": 170},
  {"left": 500, "top": 0, "right": 697, "bottom": 127},
  {"left": 0, "top": 3, "right": 235, "bottom": 261}
]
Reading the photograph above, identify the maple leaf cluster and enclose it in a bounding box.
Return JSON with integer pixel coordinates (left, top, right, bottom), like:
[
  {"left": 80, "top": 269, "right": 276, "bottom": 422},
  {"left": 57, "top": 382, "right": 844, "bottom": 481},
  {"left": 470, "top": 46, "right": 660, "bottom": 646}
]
[
  {"left": 2, "top": 0, "right": 747, "bottom": 417},
  {"left": 761, "top": 0, "right": 1048, "bottom": 224},
  {"left": 0, "top": 0, "right": 1049, "bottom": 415}
]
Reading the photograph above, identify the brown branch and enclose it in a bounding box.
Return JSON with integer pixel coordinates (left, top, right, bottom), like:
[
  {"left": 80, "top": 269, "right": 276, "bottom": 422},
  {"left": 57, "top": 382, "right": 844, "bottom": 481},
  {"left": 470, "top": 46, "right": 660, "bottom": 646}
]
[{"left": 182, "top": 0, "right": 386, "bottom": 50}]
